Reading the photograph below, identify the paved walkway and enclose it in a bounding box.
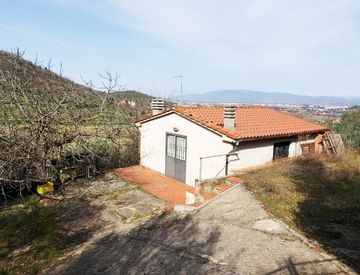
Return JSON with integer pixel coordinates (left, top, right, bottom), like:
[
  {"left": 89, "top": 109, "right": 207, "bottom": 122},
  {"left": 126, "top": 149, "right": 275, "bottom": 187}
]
[
  {"left": 115, "top": 166, "right": 195, "bottom": 205},
  {"left": 54, "top": 184, "right": 352, "bottom": 274},
  {"left": 189, "top": 185, "right": 349, "bottom": 274}
]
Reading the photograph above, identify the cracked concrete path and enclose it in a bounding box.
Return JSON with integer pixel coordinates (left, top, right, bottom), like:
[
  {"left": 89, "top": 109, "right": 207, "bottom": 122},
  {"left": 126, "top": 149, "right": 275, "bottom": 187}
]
[
  {"left": 51, "top": 184, "right": 353, "bottom": 275},
  {"left": 190, "top": 184, "right": 350, "bottom": 274}
]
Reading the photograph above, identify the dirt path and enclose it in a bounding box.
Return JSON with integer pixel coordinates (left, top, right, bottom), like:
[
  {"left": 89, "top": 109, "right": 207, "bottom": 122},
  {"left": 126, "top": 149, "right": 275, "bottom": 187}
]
[{"left": 48, "top": 183, "right": 354, "bottom": 274}]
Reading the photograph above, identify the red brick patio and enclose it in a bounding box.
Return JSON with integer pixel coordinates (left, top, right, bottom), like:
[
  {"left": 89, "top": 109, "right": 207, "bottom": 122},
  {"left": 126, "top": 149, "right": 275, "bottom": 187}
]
[{"left": 115, "top": 166, "right": 195, "bottom": 205}]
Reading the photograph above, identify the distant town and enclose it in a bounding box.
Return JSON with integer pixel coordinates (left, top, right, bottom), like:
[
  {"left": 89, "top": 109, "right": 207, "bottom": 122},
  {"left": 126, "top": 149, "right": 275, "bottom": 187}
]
[
  {"left": 269, "top": 104, "right": 355, "bottom": 125},
  {"left": 180, "top": 101, "right": 357, "bottom": 126}
]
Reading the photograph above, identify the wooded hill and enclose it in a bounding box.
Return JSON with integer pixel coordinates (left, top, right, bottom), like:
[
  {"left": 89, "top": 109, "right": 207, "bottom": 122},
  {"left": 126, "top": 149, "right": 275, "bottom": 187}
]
[
  {"left": 0, "top": 50, "right": 153, "bottom": 114},
  {"left": 0, "top": 50, "right": 152, "bottom": 191}
]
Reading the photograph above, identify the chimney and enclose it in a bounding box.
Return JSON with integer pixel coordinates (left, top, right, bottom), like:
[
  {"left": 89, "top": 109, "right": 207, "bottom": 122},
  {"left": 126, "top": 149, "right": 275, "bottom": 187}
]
[
  {"left": 224, "top": 105, "right": 236, "bottom": 130},
  {"left": 151, "top": 98, "right": 165, "bottom": 115}
]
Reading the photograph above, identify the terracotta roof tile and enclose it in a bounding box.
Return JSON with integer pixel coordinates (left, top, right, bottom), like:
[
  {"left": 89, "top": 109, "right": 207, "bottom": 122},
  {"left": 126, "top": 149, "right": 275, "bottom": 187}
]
[{"left": 174, "top": 105, "right": 329, "bottom": 140}]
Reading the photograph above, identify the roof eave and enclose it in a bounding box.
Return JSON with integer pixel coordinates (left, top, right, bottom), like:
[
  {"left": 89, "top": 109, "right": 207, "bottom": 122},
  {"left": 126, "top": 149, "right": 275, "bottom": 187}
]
[
  {"left": 135, "top": 109, "right": 175, "bottom": 125},
  {"left": 236, "top": 128, "right": 329, "bottom": 142},
  {"left": 136, "top": 109, "right": 235, "bottom": 141},
  {"left": 136, "top": 107, "right": 330, "bottom": 144}
]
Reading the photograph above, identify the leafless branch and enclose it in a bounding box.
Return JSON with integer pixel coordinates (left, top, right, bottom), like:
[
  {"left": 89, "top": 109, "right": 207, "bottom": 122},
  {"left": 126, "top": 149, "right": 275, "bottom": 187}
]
[{"left": 0, "top": 51, "right": 139, "bottom": 201}]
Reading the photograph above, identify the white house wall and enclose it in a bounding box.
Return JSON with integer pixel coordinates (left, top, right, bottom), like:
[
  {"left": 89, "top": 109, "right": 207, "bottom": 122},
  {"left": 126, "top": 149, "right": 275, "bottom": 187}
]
[
  {"left": 228, "top": 137, "right": 308, "bottom": 173},
  {"left": 140, "top": 114, "right": 315, "bottom": 185},
  {"left": 139, "top": 113, "right": 232, "bottom": 186}
]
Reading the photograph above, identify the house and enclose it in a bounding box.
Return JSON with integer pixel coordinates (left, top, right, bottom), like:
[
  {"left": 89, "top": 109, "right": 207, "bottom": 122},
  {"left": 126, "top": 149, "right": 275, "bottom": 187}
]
[{"left": 136, "top": 99, "right": 329, "bottom": 187}]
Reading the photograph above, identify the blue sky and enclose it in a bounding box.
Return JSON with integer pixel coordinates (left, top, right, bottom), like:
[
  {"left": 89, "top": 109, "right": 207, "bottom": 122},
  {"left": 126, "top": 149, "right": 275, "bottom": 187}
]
[{"left": 1, "top": 0, "right": 360, "bottom": 98}]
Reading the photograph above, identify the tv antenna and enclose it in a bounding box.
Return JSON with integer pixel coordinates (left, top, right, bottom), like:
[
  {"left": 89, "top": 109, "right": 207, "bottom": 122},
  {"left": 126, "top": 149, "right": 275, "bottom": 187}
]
[{"left": 172, "top": 75, "right": 183, "bottom": 103}]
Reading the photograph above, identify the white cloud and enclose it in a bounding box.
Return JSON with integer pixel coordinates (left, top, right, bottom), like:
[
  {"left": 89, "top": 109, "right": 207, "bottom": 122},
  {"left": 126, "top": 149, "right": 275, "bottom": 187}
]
[
  {"left": 0, "top": 22, "right": 75, "bottom": 49},
  {"left": 42, "top": 0, "right": 360, "bottom": 95}
]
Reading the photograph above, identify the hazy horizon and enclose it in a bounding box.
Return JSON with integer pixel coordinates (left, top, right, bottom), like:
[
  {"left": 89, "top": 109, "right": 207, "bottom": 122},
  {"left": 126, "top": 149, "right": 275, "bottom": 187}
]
[{"left": 175, "top": 89, "right": 360, "bottom": 99}]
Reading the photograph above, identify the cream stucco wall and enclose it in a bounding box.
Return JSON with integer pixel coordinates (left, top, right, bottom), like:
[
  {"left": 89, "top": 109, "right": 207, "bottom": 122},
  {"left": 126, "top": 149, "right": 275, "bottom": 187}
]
[
  {"left": 139, "top": 113, "right": 312, "bottom": 186},
  {"left": 228, "top": 137, "right": 309, "bottom": 173},
  {"left": 139, "top": 113, "right": 232, "bottom": 186}
]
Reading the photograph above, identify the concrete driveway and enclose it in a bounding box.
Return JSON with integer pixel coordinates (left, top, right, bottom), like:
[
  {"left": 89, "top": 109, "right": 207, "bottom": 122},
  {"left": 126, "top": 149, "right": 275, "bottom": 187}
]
[{"left": 52, "top": 184, "right": 352, "bottom": 274}]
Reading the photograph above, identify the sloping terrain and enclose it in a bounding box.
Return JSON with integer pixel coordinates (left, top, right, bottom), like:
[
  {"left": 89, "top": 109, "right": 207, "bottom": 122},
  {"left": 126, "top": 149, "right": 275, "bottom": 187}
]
[
  {"left": 240, "top": 150, "right": 360, "bottom": 272},
  {"left": 0, "top": 50, "right": 153, "bottom": 109},
  {"left": 0, "top": 51, "right": 77, "bottom": 88},
  {"left": 1, "top": 172, "right": 353, "bottom": 274},
  {"left": 0, "top": 50, "right": 152, "bottom": 184},
  {"left": 49, "top": 184, "right": 350, "bottom": 274},
  {"left": 0, "top": 173, "right": 165, "bottom": 274}
]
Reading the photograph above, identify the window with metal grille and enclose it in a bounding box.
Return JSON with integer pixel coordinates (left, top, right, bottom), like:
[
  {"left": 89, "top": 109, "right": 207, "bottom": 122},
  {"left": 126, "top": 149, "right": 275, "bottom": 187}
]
[
  {"left": 176, "top": 136, "right": 186, "bottom": 161},
  {"left": 166, "top": 134, "right": 186, "bottom": 161},
  {"left": 273, "top": 141, "right": 290, "bottom": 160},
  {"left": 166, "top": 135, "right": 176, "bottom": 158}
]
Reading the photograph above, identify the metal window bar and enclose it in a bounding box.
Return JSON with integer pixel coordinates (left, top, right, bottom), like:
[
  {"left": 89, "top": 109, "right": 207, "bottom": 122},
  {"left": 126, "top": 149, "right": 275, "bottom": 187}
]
[
  {"left": 176, "top": 136, "right": 186, "bottom": 161},
  {"left": 166, "top": 135, "right": 176, "bottom": 158}
]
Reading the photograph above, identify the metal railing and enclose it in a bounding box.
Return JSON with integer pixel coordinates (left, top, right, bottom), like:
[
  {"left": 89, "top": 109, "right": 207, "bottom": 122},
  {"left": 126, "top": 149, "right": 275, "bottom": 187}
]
[{"left": 199, "top": 152, "right": 239, "bottom": 182}]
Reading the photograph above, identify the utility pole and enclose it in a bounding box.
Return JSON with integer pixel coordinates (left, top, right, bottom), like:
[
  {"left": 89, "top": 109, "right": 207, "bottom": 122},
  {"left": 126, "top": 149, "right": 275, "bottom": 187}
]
[{"left": 173, "top": 75, "right": 183, "bottom": 103}]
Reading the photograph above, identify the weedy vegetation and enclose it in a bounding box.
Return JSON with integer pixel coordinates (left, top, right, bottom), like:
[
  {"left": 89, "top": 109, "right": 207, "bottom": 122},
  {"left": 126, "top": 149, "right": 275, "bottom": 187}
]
[
  {"left": 0, "top": 197, "right": 63, "bottom": 274},
  {"left": 0, "top": 49, "right": 156, "bottom": 274},
  {"left": 0, "top": 49, "right": 150, "bottom": 201},
  {"left": 241, "top": 149, "right": 360, "bottom": 271}
]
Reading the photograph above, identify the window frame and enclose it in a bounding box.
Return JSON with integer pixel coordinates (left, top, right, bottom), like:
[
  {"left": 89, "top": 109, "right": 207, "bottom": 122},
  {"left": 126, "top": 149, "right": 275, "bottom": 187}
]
[
  {"left": 166, "top": 133, "right": 187, "bottom": 162},
  {"left": 273, "top": 141, "right": 290, "bottom": 160}
]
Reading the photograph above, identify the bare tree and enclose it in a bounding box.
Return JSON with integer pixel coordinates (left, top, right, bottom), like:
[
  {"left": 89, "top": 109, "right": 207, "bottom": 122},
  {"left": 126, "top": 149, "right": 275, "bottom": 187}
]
[{"left": 0, "top": 51, "right": 139, "bottom": 201}]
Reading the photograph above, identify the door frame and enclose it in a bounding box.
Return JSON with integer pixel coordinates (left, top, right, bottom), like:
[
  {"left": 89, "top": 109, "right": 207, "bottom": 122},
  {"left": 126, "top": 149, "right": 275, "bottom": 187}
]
[{"left": 165, "top": 132, "right": 187, "bottom": 182}]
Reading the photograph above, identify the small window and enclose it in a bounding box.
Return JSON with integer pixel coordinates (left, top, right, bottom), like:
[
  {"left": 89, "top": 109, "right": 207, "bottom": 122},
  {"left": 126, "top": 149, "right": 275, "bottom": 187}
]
[{"left": 273, "top": 141, "right": 290, "bottom": 160}]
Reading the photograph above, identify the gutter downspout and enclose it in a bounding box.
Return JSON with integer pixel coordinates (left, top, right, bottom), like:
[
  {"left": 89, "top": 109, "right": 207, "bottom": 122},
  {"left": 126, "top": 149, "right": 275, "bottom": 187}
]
[
  {"left": 225, "top": 138, "right": 243, "bottom": 176},
  {"left": 225, "top": 155, "right": 230, "bottom": 175}
]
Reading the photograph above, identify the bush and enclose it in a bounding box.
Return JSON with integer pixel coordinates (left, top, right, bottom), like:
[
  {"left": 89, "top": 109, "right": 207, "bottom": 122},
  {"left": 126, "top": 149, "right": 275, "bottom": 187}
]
[{"left": 333, "top": 109, "right": 360, "bottom": 148}]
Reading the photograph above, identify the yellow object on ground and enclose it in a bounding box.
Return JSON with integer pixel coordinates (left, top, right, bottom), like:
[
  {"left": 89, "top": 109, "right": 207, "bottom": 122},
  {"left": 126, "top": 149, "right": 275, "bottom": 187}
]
[{"left": 37, "top": 181, "right": 54, "bottom": 195}]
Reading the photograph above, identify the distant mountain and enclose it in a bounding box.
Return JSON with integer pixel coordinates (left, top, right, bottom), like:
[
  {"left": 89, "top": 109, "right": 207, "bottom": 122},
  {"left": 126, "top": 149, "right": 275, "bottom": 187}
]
[{"left": 181, "top": 89, "right": 360, "bottom": 105}]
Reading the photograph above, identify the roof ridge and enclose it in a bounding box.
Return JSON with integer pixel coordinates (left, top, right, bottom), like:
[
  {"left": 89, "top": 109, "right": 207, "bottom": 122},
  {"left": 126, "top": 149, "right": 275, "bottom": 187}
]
[{"left": 175, "top": 105, "right": 269, "bottom": 108}]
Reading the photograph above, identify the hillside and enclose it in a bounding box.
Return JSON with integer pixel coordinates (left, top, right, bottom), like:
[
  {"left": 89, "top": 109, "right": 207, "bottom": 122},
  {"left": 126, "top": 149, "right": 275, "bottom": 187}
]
[
  {"left": 0, "top": 50, "right": 91, "bottom": 94},
  {"left": 109, "top": 90, "right": 153, "bottom": 110},
  {"left": 0, "top": 50, "right": 153, "bottom": 111},
  {"left": 181, "top": 89, "right": 360, "bottom": 105},
  {"left": 241, "top": 150, "right": 360, "bottom": 271},
  {"left": 0, "top": 50, "right": 150, "bottom": 184}
]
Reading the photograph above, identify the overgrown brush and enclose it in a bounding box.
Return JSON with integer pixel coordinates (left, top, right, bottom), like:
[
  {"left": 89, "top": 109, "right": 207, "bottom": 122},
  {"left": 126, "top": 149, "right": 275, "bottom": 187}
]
[
  {"left": 241, "top": 149, "right": 360, "bottom": 271},
  {"left": 0, "top": 50, "right": 139, "bottom": 200}
]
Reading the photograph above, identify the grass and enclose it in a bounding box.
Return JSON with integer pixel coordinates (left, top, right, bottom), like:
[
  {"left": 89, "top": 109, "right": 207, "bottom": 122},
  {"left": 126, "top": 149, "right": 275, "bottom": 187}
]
[
  {"left": 105, "top": 185, "right": 139, "bottom": 201},
  {"left": 0, "top": 195, "right": 91, "bottom": 274},
  {"left": 200, "top": 178, "right": 230, "bottom": 194},
  {"left": 130, "top": 207, "right": 163, "bottom": 222},
  {"left": 0, "top": 197, "right": 63, "bottom": 274},
  {"left": 240, "top": 149, "right": 360, "bottom": 270}
]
